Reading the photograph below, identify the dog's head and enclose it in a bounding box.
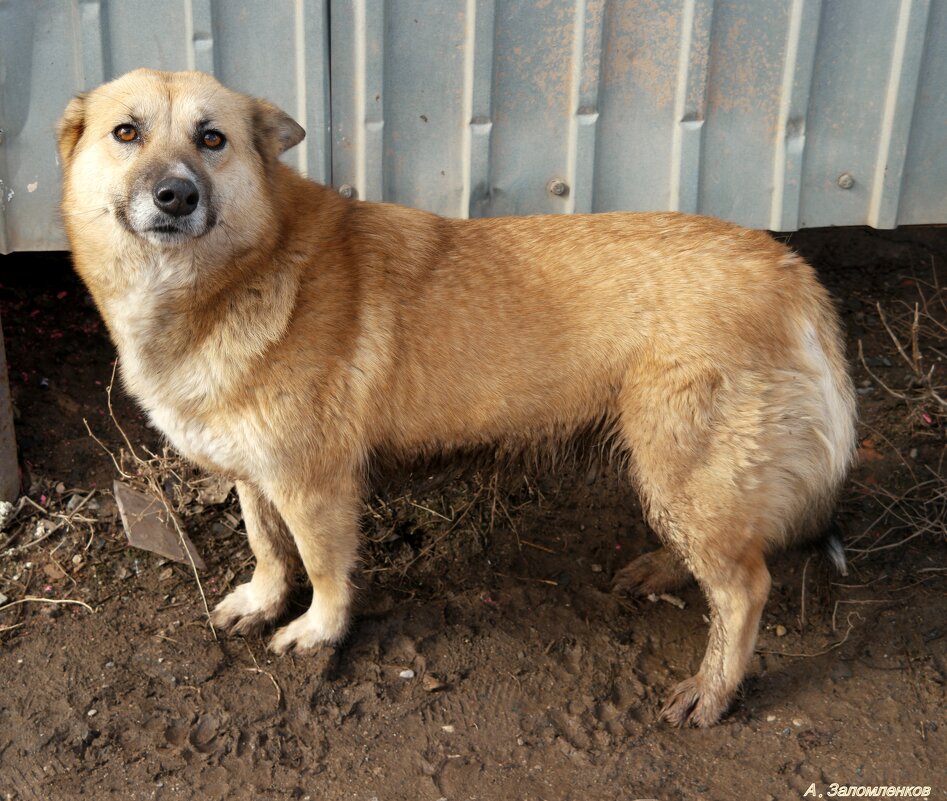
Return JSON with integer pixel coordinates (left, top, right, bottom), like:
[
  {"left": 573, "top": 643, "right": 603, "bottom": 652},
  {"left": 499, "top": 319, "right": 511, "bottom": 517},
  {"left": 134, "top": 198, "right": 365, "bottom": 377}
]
[{"left": 58, "top": 69, "right": 304, "bottom": 253}]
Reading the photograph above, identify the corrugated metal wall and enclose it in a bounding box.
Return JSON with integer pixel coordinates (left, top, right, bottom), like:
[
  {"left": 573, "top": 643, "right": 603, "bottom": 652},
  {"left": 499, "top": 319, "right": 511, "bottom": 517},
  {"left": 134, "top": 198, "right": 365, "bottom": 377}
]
[{"left": 1, "top": 0, "right": 946, "bottom": 253}]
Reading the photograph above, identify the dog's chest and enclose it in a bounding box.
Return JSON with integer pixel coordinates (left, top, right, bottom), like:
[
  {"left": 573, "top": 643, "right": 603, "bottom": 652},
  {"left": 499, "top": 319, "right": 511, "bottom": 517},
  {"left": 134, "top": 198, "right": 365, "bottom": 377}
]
[
  {"left": 147, "top": 403, "right": 261, "bottom": 477},
  {"left": 106, "top": 279, "right": 267, "bottom": 478}
]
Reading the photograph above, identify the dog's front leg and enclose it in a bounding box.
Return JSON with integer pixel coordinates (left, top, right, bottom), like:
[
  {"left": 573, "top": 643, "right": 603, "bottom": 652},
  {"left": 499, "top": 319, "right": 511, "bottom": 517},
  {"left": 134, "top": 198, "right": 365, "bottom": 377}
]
[
  {"left": 266, "top": 475, "right": 360, "bottom": 654},
  {"left": 211, "top": 481, "right": 301, "bottom": 635}
]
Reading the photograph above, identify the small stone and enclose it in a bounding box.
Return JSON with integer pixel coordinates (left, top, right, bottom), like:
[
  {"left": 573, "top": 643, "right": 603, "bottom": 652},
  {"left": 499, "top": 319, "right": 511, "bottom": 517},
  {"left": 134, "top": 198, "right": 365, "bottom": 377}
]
[
  {"left": 87, "top": 709, "right": 98, "bottom": 717},
  {"left": 0, "top": 592, "right": 7, "bottom": 606},
  {"left": 766, "top": 714, "right": 777, "bottom": 723},
  {"left": 909, "top": 448, "right": 918, "bottom": 459},
  {"left": 399, "top": 669, "right": 415, "bottom": 679},
  {"left": 441, "top": 725, "right": 455, "bottom": 733},
  {"left": 0, "top": 500, "right": 15, "bottom": 530},
  {"left": 590, "top": 564, "right": 603, "bottom": 573},
  {"left": 775, "top": 624, "right": 787, "bottom": 637},
  {"left": 793, "top": 718, "right": 804, "bottom": 727},
  {"left": 422, "top": 674, "right": 446, "bottom": 692},
  {"left": 71, "top": 554, "right": 83, "bottom": 566}
]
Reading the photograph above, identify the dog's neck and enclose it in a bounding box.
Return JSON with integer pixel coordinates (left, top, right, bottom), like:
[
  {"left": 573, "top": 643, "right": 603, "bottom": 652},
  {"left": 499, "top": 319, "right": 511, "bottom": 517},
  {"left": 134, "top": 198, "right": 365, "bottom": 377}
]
[{"left": 94, "top": 240, "right": 299, "bottom": 415}]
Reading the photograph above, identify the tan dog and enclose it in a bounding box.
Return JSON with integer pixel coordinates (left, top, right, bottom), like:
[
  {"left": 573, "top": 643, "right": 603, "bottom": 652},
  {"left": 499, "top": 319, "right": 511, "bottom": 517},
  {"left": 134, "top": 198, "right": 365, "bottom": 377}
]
[{"left": 58, "top": 69, "right": 856, "bottom": 726}]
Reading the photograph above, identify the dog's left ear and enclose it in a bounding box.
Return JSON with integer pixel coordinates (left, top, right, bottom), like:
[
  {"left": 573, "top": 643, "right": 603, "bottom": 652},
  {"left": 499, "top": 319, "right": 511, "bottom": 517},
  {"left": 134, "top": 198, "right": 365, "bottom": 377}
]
[
  {"left": 253, "top": 99, "right": 306, "bottom": 160},
  {"left": 57, "top": 94, "right": 87, "bottom": 164}
]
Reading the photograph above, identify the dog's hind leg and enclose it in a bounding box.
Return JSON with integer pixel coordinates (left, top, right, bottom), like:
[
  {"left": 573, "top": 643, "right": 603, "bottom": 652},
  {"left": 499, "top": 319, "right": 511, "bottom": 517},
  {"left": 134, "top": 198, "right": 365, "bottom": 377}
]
[
  {"left": 612, "top": 547, "right": 693, "bottom": 596},
  {"left": 658, "top": 537, "right": 771, "bottom": 727},
  {"left": 211, "top": 481, "right": 301, "bottom": 635},
  {"left": 617, "top": 357, "right": 778, "bottom": 726},
  {"left": 266, "top": 474, "right": 361, "bottom": 654}
]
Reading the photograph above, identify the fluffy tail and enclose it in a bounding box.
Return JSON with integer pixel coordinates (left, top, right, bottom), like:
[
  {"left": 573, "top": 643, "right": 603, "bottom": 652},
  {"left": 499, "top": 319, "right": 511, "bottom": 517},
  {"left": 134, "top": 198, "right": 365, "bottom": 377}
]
[{"left": 819, "top": 520, "right": 848, "bottom": 576}]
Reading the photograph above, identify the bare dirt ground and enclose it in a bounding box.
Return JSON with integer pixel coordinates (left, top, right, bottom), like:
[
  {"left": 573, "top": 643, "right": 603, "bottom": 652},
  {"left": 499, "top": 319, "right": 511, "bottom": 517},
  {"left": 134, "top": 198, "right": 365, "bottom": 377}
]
[{"left": 0, "top": 227, "right": 944, "bottom": 801}]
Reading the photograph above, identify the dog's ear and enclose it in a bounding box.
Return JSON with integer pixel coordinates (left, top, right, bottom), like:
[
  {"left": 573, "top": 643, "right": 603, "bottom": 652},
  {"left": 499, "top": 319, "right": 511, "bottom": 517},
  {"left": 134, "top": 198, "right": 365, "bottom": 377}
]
[
  {"left": 57, "top": 94, "right": 87, "bottom": 164},
  {"left": 253, "top": 99, "right": 306, "bottom": 160}
]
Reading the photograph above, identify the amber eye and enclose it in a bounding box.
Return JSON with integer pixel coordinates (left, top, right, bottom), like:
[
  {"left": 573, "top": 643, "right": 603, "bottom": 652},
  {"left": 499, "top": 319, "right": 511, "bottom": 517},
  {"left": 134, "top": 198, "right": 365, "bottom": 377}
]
[
  {"left": 113, "top": 124, "right": 139, "bottom": 143},
  {"left": 201, "top": 130, "right": 226, "bottom": 150}
]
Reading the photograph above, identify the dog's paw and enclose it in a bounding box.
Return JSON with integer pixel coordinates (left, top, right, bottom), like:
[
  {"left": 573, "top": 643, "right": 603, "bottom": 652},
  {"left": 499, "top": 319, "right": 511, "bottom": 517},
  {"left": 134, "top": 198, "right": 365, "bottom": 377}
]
[
  {"left": 660, "top": 674, "right": 731, "bottom": 728},
  {"left": 211, "top": 582, "right": 286, "bottom": 637},
  {"left": 268, "top": 604, "right": 348, "bottom": 655},
  {"left": 612, "top": 549, "right": 691, "bottom": 596}
]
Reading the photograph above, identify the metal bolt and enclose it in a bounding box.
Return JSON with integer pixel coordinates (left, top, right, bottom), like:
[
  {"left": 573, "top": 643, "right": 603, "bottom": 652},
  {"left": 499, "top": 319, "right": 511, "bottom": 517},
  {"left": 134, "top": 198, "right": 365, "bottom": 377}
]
[
  {"left": 836, "top": 173, "right": 854, "bottom": 190},
  {"left": 547, "top": 178, "right": 569, "bottom": 197},
  {"left": 338, "top": 184, "right": 355, "bottom": 199}
]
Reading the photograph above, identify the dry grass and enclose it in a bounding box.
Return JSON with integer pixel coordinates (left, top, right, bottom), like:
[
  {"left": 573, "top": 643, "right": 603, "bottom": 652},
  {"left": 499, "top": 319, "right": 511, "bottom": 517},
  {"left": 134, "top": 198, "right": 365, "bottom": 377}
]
[
  {"left": 362, "top": 470, "right": 547, "bottom": 579},
  {"left": 853, "top": 261, "right": 947, "bottom": 559}
]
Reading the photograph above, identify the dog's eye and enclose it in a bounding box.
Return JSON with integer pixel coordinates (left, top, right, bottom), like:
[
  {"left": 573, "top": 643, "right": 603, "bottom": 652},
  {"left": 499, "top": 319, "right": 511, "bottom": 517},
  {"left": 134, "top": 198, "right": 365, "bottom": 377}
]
[
  {"left": 113, "top": 124, "right": 139, "bottom": 143},
  {"left": 201, "top": 130, "right": 226, "bottom": 150}
]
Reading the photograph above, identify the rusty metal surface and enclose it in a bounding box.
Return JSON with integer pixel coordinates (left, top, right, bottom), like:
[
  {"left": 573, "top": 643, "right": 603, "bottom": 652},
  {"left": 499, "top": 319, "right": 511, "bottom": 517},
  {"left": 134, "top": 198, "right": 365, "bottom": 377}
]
[{"left": 1, "top": 0, "right": 946, "bottom": 254}]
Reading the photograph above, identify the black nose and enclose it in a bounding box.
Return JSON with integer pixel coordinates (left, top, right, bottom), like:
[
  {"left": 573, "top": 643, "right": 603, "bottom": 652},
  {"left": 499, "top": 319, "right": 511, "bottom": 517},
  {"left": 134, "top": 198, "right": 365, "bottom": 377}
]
[{"left": 153, "top": 177, "right": 200, "bottom": 217}]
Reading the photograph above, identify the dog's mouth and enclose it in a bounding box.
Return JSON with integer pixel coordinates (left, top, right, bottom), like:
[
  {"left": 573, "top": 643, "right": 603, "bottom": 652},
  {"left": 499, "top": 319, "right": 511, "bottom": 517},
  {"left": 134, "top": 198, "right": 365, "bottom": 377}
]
[
  {"left": 114, "top": 203, "right": 215, "bottom": 244},
  {"left": 149, "top": 222, "right": 186, "bottom": 235}
]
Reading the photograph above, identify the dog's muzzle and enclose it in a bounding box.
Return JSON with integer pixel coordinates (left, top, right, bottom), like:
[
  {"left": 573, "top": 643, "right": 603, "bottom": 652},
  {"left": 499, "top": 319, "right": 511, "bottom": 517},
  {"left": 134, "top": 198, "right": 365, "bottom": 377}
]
[{"left": 119, "top": 166, "right": 214, "bottom": 244}]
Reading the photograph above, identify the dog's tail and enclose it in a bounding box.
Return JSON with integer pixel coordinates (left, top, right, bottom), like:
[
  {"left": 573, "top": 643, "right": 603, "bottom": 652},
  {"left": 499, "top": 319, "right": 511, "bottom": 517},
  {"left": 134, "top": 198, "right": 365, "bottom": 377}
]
[{"left": 819, "top": 519, "right": 848, "bottom": 577}]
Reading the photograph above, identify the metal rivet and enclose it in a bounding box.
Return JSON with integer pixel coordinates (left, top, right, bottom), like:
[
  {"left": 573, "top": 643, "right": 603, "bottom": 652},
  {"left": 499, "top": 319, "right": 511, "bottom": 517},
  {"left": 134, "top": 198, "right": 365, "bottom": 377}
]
[
  {"left": 547, "top": 178, "right": 569, "bottom": 197},
  {"left": 836, "top": 173, "right": 854, "bottom": 190},
  {"left": 338, "top": 184, "right": 355, "bottom": 199}
]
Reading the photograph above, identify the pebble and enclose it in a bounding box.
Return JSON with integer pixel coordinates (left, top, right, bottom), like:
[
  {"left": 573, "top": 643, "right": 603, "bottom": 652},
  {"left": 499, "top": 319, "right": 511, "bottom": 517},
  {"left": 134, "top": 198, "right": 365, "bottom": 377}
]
[
  {"left": 441, "top": 725, "right": 455, "bottom": 733},
  {"left": 0, "top": 500, "right": 15, "bottom": 530},
  {"left": 72, "top": 554, "right": 83, "bottom": 566},
  {"left": 0, "top": 592, "right": 7, "bottom": 606},
  {"left": 422, "top": 674, "right": 446, "bottom": 692},
  {"left": 590, "top": 564, "right": 603, "bottom": 573},
  {"left": 775, "top": 624, "right": 787, "bottom": 637},
  {"left": 793, "top": 718, "right": 804, "bottom": 727},
  {"left": 399, "top": 669, "right": 415, "bottom": 679},
  {"left": 766, "top": 714, "right": 777, "bottom": 722},
  {"left": 87, "top": 709, "right": 98, "bottom": 717}
]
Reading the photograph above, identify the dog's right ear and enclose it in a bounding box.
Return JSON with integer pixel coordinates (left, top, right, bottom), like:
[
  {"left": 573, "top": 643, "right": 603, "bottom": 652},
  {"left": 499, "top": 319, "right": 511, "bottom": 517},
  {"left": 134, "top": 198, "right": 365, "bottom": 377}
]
[
  {"left": 252, "top": 98, "right": 306, "bottom": 162},
  {"left": 57, "top": 94, "right": 87, "bottom": 164}
]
